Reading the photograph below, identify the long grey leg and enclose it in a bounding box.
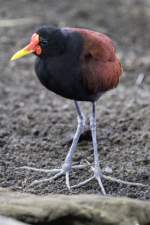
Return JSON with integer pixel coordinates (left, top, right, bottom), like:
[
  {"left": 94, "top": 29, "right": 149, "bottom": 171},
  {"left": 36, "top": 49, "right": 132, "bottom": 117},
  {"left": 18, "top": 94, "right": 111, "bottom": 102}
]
[
  {"left": 62, "top": 101, "right": 85, "bottom": 188},
  {"left": 90, "top": 102, "right": 106, "bottom": 195},
  {"left": 71, "top": 102, "right": 147, "bottom": 191},
  {"left": 26, "top": 101, "right": 86, "bottom": 189}
]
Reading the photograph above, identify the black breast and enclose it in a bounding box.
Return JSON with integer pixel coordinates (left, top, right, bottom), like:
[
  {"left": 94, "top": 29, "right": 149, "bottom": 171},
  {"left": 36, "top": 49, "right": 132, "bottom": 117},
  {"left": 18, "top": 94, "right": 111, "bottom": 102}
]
[{"left": 35, "top": 29, "right": 95, "bottom": 101}]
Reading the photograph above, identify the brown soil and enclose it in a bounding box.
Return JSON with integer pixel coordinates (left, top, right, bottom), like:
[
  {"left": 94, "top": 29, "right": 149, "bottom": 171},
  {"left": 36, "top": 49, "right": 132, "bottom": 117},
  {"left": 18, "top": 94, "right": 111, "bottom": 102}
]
[{"left": 0, "top": 0, "right": 149, "bottom": 199}]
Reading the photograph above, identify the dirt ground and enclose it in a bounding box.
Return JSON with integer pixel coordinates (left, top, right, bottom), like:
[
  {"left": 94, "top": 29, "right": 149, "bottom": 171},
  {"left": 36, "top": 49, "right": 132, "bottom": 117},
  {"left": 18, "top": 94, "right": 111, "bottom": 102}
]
[{"left": 0, "top": 0, "right": 149, "bottom": 199}]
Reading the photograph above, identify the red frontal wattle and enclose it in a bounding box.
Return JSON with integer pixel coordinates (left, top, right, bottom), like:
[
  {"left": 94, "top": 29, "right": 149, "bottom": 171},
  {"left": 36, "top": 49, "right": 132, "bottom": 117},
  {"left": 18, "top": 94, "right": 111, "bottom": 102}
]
[
  {"left": 24, "top": 33, "right": 42, "bottom": 55},
  {"left": 35, "top": 45, "right": 42, "bottom": 55}
]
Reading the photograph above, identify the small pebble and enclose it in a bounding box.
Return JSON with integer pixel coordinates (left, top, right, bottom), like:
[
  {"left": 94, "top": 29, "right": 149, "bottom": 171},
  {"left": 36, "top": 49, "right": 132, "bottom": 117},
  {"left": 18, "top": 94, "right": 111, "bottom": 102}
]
[{"left": 104, "top": 166, "right": 113, "bottom": 174}]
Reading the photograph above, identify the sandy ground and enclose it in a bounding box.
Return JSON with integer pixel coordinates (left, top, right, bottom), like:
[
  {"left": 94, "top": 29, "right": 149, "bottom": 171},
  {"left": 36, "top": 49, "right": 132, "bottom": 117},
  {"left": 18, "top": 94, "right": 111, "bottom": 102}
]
[{"left": 0, "top": 0, "right": 149, "bottom": 199}]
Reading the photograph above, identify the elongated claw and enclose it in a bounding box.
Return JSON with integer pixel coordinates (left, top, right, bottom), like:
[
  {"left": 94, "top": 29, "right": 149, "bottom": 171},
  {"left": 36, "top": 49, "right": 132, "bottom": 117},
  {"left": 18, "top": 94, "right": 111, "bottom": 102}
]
[
  {"left": 66, "top": 172, "right": 71, "bottom": 190},
  {"left": 102, "top": 175, "right": 148, "bottom": 187},
  {"left": 71, "top": 176, "right": 95, "bottom": 189},
  {"left": 29, "top": 170, "right": 64, "bottom": 187},
  {"left": 96, "top": 176, "right": 106, "bottom": 195},
  {"left": 19, "top": 166, "right": 60, "bottom": 173}
]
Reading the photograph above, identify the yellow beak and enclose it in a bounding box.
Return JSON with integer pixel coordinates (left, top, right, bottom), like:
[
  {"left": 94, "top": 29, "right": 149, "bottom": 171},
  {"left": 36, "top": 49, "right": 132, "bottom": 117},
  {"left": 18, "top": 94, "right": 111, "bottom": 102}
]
[
  {"left": 10, "top": 33, "right": 41, "bottom": 61},
  {"left": 10, "top": 48, "right": 34, "bottom": 61}
]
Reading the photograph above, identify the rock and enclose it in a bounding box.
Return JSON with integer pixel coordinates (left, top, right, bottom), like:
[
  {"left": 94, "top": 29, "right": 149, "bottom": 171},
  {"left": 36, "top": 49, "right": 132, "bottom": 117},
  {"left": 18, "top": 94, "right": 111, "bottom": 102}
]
[
  {"left": 0, "top": 188, "right": 150, "bottom": 225},
  {"left": 0, "top": 216, "right": 30, "bottom": 225}
]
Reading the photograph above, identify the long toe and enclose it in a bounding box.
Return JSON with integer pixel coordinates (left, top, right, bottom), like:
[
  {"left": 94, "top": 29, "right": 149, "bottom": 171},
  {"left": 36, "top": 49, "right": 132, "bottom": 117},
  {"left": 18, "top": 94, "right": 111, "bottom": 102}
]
[
  {"left": 18, "top": 166, "right": 61, "bottom": 174},
  {"left": 65, "top": 171, "right": 71, "bottom": 191},
  {"left": 71, "top": 176, "right": 95, "bottom": 189},
  {"left": 96, "top": 175, "right": 106, "bottom": 195},
  {"left": 92, "top": 166, "right": 106, "bottom": 195},
  {"left": 29, "top": 170, "right": 64, "bottom": 187}
]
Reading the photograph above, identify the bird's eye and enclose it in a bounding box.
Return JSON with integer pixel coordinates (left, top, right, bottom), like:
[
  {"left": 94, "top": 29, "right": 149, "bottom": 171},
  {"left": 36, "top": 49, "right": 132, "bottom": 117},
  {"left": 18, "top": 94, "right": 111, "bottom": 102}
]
[{"left": 40, "top": 39, "right": 48, "bottom": 46}]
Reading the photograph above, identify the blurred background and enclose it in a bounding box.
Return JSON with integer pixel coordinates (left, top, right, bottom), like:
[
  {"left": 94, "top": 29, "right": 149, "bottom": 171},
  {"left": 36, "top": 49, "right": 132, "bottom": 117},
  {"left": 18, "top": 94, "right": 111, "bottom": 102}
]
[{"left": 0, "top": 0, "right": 149, "bottom": 198}]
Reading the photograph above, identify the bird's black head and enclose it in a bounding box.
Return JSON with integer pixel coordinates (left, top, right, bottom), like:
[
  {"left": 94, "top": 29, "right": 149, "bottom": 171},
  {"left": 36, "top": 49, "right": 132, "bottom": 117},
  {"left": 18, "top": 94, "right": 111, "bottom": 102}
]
[
  {"left": 36, "top": 26, "right": 67, "bottom": 58},
  {"left": 11, "top": 26, "right": 68, "bottom": 61}
]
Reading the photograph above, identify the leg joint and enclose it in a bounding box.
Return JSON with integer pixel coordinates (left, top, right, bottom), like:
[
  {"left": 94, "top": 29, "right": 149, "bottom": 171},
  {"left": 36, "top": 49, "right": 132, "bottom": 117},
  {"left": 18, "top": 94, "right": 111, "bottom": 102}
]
[
  {"left": 90, "top": 116, "right": 96, "bottom": 130},
  {"left": 77, "top": 114, "right": 86, "bottom": 126}
]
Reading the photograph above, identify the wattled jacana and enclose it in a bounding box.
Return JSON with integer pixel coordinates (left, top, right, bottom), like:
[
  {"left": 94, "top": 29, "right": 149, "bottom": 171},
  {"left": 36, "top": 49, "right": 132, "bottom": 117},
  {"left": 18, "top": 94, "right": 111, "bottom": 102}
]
[{"left": 11, "top": 26, "right": 144, "bottom": 194}]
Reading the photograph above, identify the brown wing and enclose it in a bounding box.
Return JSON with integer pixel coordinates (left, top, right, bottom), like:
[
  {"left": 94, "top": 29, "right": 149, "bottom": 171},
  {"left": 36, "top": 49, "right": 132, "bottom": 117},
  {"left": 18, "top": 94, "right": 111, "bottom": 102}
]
[{"left": 71, "top": 28, "right": 122, "bottom": 94}]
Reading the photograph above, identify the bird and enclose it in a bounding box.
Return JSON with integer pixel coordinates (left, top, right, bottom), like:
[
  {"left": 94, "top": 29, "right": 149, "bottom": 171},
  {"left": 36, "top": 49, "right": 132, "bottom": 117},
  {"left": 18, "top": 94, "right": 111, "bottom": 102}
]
[{"left": 11, "top": 26, "right": 122, "bottom": 194}]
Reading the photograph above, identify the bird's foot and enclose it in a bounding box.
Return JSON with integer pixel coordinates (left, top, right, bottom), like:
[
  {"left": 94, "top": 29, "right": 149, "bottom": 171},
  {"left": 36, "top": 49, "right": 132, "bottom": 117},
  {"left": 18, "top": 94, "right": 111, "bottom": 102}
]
[
  {"left": 71, "top": 164, "right": 147, "bottom": 195},
  {"left": 19, "top": 163, "right": 89, "bottom": 191},
  {"left": 71, "top": 164, "right": 106, "bottom": 195}
]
